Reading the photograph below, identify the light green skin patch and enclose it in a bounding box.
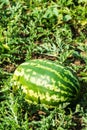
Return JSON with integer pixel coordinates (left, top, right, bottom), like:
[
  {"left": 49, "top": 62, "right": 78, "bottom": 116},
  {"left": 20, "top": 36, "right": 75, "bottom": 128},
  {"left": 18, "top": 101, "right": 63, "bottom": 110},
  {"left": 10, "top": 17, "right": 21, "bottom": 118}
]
[{"left": 12, "top": 59, "right": 80, "bottom": 107}]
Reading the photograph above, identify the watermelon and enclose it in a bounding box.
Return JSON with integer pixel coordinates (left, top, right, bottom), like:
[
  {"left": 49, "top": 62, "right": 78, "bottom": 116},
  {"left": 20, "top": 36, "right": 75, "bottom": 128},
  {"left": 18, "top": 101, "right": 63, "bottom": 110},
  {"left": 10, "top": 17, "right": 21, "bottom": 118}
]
[{"left": 12, "top": 59, "right": 80, "bottom": 107}]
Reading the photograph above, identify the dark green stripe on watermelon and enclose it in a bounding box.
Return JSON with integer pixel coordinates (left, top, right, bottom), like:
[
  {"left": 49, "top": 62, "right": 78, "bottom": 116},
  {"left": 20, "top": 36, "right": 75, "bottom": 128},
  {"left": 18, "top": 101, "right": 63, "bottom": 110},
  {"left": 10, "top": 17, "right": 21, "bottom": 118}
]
[{"left": 12, "top": 59, "right": 80, "bottom": 107}]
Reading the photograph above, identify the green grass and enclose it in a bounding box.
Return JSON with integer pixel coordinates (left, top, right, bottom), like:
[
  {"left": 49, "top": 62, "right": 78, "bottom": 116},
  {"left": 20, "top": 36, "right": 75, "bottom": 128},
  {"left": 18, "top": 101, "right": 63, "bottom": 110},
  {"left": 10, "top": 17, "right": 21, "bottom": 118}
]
[{"left": 0, "top": 0, "right": 87, "bottom": 129}]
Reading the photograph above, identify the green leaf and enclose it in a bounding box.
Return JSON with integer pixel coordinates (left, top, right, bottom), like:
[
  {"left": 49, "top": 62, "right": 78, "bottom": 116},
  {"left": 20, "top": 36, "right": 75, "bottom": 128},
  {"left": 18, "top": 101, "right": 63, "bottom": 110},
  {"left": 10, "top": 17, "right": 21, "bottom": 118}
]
[{"left": 63, "top": 15, "right": 72, "bottom": 22}]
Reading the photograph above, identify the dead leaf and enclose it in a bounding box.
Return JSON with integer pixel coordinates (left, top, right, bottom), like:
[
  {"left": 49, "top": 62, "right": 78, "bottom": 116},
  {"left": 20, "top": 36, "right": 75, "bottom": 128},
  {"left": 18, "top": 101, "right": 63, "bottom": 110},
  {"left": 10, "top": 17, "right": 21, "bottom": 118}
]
[{"left": 74, "top": 60, "right": 81, "bottom": 65}]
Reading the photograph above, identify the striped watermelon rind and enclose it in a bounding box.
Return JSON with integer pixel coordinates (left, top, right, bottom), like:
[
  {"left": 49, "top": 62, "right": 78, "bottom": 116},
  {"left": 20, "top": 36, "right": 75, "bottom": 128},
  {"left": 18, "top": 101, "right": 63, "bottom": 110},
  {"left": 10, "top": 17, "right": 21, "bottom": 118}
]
[{"left": 12, "top": 59, "right": 80, "bottom": 107}]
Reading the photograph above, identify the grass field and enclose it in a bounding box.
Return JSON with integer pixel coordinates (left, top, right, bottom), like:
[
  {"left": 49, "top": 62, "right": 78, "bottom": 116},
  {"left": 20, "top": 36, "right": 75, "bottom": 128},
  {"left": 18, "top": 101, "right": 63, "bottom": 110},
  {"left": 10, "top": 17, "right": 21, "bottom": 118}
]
[{"left": 0, "top": 0, "right": 87, "bottom": 129}]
